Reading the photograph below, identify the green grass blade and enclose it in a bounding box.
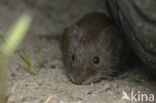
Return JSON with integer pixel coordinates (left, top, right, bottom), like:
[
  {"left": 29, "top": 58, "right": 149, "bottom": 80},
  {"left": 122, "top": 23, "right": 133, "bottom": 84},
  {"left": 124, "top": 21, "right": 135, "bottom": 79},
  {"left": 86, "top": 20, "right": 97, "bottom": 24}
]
[
  {"left": 0, "top": 34, "right": 37, "bottom": 76},
  {"left": 18, "top": 54, "right": 31, "bottom": 67},
  {"left": 39, "top": 37, "right": 45, "bottom": 59},
  {"left": 30, "top": 66, "right": 37, "bottom": 75},
  {"left": 21, "top": 48, "right": 30, "bottom": 62},
  {"left": 34, "top": 37, "right": 45, "bottom": 68},
  {"left": 2, "top": 14, "right": 32, "bottom": 56},
  {"left": 18, "top": 48, "right": 37, "bottom": 75},
  {"left": 0, "top": 14, "right": 32, "bottom": 103}
]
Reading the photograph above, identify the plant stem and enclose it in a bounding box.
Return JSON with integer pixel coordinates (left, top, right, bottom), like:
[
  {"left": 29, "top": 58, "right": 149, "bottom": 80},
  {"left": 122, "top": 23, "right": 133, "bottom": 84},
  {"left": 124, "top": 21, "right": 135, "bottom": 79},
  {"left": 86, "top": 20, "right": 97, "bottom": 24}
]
[{"left": 0, "top": 53, "right": 7, "bottom": 103}]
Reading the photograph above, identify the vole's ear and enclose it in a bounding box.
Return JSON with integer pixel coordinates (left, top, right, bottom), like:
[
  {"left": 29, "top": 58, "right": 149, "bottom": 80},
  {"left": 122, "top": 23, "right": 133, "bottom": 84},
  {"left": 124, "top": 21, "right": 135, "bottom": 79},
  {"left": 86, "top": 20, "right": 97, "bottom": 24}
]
[{"left": 72, "top": 24, "right": 82, "bottom": 40}]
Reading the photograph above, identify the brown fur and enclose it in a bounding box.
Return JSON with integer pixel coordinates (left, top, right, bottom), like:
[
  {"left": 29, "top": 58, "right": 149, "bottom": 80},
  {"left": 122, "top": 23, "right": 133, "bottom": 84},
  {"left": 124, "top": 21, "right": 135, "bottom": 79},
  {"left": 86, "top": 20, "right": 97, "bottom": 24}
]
[{"left": 62, "top": 13, "right": 124, "bottom": 84}]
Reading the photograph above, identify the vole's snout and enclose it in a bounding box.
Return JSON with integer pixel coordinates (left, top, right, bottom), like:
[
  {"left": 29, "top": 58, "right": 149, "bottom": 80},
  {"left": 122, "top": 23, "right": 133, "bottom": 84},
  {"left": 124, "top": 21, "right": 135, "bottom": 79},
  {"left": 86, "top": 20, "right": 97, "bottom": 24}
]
[
  {"left": 74, "top": 75, "right": 85, "bottom": 84},
  {"left": 71, "top": 70, "right": 88, "bottom": 84}
]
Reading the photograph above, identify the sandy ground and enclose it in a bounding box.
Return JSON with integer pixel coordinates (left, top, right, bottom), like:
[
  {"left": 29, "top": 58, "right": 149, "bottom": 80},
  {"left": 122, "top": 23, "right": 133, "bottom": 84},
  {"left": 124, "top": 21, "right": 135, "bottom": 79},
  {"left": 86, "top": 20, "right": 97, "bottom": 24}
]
[{"left": 0, "top": 0, "right": 155, "bottom": 103}]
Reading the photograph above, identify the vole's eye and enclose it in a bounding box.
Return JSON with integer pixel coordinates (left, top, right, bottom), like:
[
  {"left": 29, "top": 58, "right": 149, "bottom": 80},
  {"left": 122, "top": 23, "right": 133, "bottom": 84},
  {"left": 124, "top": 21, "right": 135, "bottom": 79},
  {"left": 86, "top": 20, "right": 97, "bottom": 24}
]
[
  {"left": 93, "top": 57, "right": 100, "bottom": 64},
  {"left": 72, "top": 54, "right": 75, "bottom": 61}
]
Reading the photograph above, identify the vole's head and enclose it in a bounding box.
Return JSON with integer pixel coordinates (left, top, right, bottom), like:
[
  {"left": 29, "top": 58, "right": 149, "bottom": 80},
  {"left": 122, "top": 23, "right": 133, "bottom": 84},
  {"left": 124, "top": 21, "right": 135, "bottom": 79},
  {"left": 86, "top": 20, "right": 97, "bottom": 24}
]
[{"left": 62, "top": 23, "right": 120, "bottom": 85}]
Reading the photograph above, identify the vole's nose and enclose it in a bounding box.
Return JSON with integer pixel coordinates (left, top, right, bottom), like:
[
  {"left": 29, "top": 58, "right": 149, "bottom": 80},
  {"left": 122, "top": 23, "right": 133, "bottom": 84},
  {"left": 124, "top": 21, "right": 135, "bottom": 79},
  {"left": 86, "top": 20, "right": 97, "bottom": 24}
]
[
  {"left": 74, "top": 76, "right": 85, "bottom": 84},
  {"left": 73, "top": 71, "right": 87, "bottom": 84}
]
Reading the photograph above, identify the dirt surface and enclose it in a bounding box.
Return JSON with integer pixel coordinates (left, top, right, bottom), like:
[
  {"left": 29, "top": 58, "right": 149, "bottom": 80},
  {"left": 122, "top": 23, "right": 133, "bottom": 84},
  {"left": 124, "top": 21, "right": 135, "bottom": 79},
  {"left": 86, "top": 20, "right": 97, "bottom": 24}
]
[{"left": 0, "top": 0, "right": 155, "bottom": 103}]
